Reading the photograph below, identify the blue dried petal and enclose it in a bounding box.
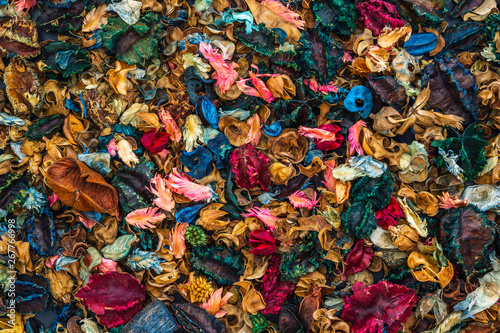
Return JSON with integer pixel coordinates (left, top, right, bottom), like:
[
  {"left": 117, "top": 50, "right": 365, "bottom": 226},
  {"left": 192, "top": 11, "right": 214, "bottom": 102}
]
[
  {"left": 263, "top": 121, "right": 282, "bottom": 137},
  {"left": 0, "top": 112, "right": 25, "bottom": 127},
  {"left": 127, "top": 249, "right": 165, "bottom": 274},
  {"left": 404, "top": 33, "right": 438, "bottom": 56},
  {"left": 180, "top": 146, "right": 214, "bottom": 179},
  {"left": 23, "top": 188, "right": 48, "bottom": 213},
  {"left": 78, "top": 153, "right": 112, "bottom": 174},
  {"left": 207, "top": 133, "right": 232, "bottom": 169},
  {"left": 55, "top": 256, "right": 79, "bottom": 271},
  {"left": 186, "top": 32, "right": 211, "bottom": 45},
  {"left": 214, "top": 9, "right": 255, "bottom": 34},
  {"left": 196, "top": 96, "right": 219, "bottom": 129},
  {"left": 344, "top": 85, "right": 373, "bottom": 118},
  {"left": 175, "top": 203, "right": 206, "bottom": 224}
]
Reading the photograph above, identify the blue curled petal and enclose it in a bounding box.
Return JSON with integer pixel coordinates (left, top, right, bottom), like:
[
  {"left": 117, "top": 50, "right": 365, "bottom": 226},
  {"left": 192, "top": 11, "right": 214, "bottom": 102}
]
[
  {"left": 180, "top": 146, "right": 214, "bottom": 179},
  {"left": 54, "top": 50, "right": 74, "bottom": 70},
  {"left": 196, "top": 96, "right": 219, "bottom": 129},
  {"left": 175, "top": 203, "right": 206, "bottom": 224},
  {"left": 404, "top": 33, "right": 438, "bottom": 56},
  {"left": 263, "top": 121, "right": 282, "bottom": 137},
  {"left": 343, "top": 85, "right": 373, "bottom": 119},
  {"left": 207, "top": 133, "right": 232, "bottom": 169}
]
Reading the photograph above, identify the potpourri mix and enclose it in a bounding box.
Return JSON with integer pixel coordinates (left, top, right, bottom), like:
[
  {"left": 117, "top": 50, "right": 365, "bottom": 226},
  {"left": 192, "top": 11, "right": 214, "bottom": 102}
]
[{"left": 1, "top": 0, "right": 500, "bottom": 332}]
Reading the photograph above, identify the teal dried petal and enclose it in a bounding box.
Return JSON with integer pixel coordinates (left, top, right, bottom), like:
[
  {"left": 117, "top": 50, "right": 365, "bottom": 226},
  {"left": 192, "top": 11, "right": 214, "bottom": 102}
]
[
  {"left": 344, "top": 86, "right": 373, "bottom": 118},
  {"left": 102, "top": 13, "right": 161, "bottom": 65},
  {"left": 342, "top": 200, "right": 378, "bottom": 239},
  {"left": 438, "top": 205, "right": 496, "bottom": 278},
  {"left": 23, "top": 188, "right": 47, "bottom": 213},
  {"left": 312, "top": 0, "right": 357, "bottom": 36},
  {"left": 270, "top": 50, "right": 299, "bottom": 77},
  {"left": 190, "top": 246, "right": 245, "bottom": 285},
  {"left": 350, "top": 170, "right": 393, "bottom": 209},
  {"left": 279, "top": 231, "right": 325, "bottom": 281},
  {"left": 431, "top": 123, "right": 488, "bottom": 181},
  {"left": 111, "top": 157, "right": 156, "bottom": 213},
  {"left": 296, "top": 28, "right": 343, "bottom": 85},
  {"left": 25, "top": 115, "right": 64, "bottom": 141},
  {"left": 180, "top": 146, "right": 213, "bottom": 180},
  {"left": 233, "top": 23, "right": 278, "bottom": 57},
  {"left": 42, "top": 41, "right": 90, "bottom": 77}
]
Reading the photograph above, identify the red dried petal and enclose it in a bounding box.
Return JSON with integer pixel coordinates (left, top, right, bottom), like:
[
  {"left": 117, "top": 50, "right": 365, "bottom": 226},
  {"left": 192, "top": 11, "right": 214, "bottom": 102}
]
[
  {"left": 229, "top": 144, "right": 271, "bottom": 190},
  {"left": 141, "top": 129, "right": 169, "bottom": 154},
  {"left": 342, "top": 281, "right": 417, "bottom": 333},
  {"left": 344, "top": 240, "right": 373, "bottom": 276},
  {"left": 260, "top": 255, "right": 295, "bottom": 314},
  {"left": 249, "top": 229, "right": 276, "bottom": 256},
  {"left": 75, "top": 272, "right": 146, "bottom": 328}
]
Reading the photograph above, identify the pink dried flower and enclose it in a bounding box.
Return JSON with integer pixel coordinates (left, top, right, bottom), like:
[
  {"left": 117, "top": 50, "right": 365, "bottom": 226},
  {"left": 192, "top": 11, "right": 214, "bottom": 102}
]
[
  {"left": 438, "top": 192, "right": 469, "bottom": 209},
  {"left": 260, "top": 0, "right": 305, "bottom": 29},
  {"left": 160, "top": 108, "right": 182, "bottom": 142},
  {"left": 199, "top": 42, "right": 238, "bottom": 94},
  {"left": 166, "top": 168, "right": 215, "bottom": 201},
  {"left": 260, "top": 254, "right": 295, "bottom": 314},
  {"left": 322, "top": 160, "right": 337, "bottom": 192},
  {"left": 245, "top": 113, "right": 262, "bottom": 146},
  {"left": 98, "top": 258, "right": 117, "bottom": 273},
  {"left": 237, "top": 65, "right": 277, "bottom": 103},
  {"left": 125, "top": 207, "right": 166, "bottom": 229},
  {"left": 202, "top": 288, "right": 233, "bottom": 318},
  {"left": 289, "top": 191, "right": 320, "bottom": 210},
  {"left": 149, "top": 173, "right": 175, "bottom": 212},
  {"left": 249, "top": 229, "right": 276, "bottom": 256},
  {"left": 298, "top": 124, "right": 343, "bottom": 151},
  {"left": 15, "top": 0, "right": 36, "bottom": 13},
  {"left": 242, "top": 207, "right": 279, "bottom": 230},
  {"left": 344, "top": 240, "right": 373, "bottom": 276},
  {"left": 348, "top": 120, "right": 366, "bottom": 156},
  {"left": 75, "top": 272, "right": 146, "bottom": 328},
  {"left": 170, "top": 222, "right": 188, "bottom": 259}
]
